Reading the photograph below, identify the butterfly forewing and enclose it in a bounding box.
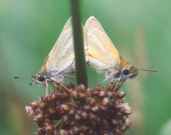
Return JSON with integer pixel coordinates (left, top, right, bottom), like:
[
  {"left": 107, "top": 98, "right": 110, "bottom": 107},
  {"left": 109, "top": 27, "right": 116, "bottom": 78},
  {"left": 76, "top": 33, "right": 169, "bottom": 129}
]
[
  {"left": 40, "top": 18, "right": 74, "bottom": 74},
  {"left": 84, "top": 16, "right": 120, "bottom": 71}
]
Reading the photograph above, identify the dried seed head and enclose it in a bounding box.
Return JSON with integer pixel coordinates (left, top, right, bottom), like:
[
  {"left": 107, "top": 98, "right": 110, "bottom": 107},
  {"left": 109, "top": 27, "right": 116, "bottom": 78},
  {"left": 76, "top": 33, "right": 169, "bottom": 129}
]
[
  {"left": 102, "top": 97, "right": 109, "bottom": 105},
  {"left": 26, "top": 84, "right": 131, "bottom": 135}
]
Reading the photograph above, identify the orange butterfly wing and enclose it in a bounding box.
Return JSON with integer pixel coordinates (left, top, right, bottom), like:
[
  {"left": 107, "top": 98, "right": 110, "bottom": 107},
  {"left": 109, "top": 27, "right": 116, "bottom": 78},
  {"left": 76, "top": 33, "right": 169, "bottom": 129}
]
[{"left": 84, "top": 16, "right": 120, "bottom": 71}]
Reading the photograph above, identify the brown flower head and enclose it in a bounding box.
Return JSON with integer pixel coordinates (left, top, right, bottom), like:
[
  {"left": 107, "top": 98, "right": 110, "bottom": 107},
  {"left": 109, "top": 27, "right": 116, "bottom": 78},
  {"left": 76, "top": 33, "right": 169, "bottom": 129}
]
[{"left": 26, "top": 84, "right": 131, "bottom": 135}]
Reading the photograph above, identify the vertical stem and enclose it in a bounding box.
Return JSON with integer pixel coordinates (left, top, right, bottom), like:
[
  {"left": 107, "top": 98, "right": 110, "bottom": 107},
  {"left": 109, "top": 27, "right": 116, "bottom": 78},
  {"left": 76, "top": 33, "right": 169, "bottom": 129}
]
[{"left": 70, "top": 0, "right": 88, "bottom": 87}]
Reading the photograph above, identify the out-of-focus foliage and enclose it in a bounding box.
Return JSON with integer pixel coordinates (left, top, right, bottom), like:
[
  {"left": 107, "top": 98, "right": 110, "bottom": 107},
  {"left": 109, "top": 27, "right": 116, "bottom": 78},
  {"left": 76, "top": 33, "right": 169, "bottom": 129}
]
[
  {"left": 0, "top": 0, "right": 170, "bottom": 135},
  {"left": 160, "top": 120, "right": 171, "bottom": 135}
]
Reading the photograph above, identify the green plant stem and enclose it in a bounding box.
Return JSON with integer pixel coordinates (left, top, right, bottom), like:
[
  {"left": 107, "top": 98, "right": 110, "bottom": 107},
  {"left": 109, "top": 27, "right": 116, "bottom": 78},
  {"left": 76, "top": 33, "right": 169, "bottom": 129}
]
[{"left": 70, "top": 0, "right": 88, "bottom": 87}]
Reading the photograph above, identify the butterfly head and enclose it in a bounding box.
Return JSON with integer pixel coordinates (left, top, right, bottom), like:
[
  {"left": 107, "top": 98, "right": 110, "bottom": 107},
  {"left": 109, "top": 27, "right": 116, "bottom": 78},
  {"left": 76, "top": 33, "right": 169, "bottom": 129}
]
[
  {"left": 114, "top": 56, "right": 138, "bottom": 81},
  {"left": 32, "top": 73, "right": 47, "bottom": 85},
  {"left": 121, "top": 65, "right": 138, "bottom": 79},
  {"left": 106, "top": 65, "right": 138, "bottom": 82}
]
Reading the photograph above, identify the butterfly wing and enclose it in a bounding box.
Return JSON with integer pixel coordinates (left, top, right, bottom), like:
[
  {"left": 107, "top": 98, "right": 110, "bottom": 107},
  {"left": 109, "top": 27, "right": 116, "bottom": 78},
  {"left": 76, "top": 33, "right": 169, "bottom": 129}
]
[
  {"left": 84, "top": 16, "right": 120, "bottom": 71},
  {"left": 40, "top": 17, "right": 74, "bottom": 75}
]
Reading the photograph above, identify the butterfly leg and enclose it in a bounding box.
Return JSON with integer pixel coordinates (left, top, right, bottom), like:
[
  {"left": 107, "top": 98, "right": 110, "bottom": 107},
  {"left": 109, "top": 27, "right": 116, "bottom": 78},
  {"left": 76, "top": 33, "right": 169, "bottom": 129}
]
[
  {"left": 50, "top": 78, "right": 70, "bottom": 93},
  {"left": 117, "top": 80, "right": 124, "bottom": 89},
  {"left": 56, "top": 82, "right": 70, "bottom": 93},
  {"left": 116, "top": 81, "right": 120, "bottom": 90},
  {"left": 44, "top": 80, "right": 49, "bottom": 96},
  {"left": 112, "top": 79, "right": 125, "bottom": 90}
]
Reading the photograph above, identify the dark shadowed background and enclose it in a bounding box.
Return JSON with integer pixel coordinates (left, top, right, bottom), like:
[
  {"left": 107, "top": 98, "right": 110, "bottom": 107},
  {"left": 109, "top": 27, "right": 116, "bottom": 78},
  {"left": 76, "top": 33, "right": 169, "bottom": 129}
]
[{"left": 0, "top": 0, "right": 171, "bottom": 135}]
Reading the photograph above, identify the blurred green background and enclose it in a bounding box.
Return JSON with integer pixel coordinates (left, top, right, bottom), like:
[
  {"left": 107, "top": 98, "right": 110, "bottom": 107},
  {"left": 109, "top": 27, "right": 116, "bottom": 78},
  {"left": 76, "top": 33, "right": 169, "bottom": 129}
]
[{"left": 0, "top": 0, "right": 170, "bottom": 135}]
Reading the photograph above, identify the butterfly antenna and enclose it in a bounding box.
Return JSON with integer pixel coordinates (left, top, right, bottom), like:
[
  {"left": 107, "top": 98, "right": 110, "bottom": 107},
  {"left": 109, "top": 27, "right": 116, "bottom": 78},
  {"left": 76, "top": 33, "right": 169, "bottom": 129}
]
[
  {"left": 13, "top": 75, "right": 34, "bottom": 86},
  {"left": 138, "top": 68, "right": 158, "bottom": 72}
]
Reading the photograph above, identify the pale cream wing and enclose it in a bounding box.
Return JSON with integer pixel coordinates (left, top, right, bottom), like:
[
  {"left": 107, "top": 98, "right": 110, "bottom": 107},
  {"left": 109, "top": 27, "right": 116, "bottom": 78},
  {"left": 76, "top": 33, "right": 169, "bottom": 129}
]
[
  {"left": 84, "top": 16, "right": 120, "bottom": 71},
  {"left": 41, "top": 17, "right": 74, "bottom": 73}
]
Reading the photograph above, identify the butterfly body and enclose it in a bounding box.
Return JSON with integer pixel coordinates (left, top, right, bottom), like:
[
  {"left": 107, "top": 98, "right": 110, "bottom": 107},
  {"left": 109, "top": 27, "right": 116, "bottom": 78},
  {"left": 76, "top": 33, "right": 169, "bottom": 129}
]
[
  {"left": 84, "top": 16, "right": 138, "bottom": 83},
  {"left": 32, "top": 18, "right": 75, "bottom": 95}
]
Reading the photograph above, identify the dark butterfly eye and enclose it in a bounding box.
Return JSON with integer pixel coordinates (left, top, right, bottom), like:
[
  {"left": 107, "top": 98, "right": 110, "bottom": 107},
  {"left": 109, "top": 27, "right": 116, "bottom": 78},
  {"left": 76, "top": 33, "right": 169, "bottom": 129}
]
[
  {"left": 122, "top": 69, "right": 129, "bottom": 75},
  {"left": 38, "top": 76, "right": 45, "bottom": 82}
]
